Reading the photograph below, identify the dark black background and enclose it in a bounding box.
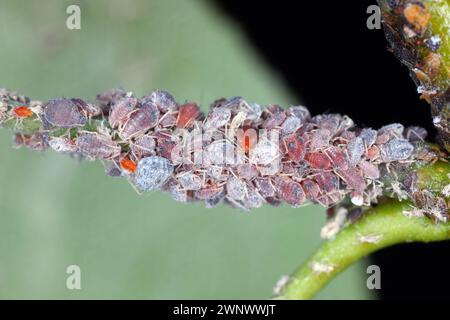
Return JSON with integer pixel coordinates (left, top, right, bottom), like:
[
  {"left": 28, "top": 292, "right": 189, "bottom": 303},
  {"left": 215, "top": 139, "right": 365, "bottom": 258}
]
[{"left": 213, "top": 0, "right": 449, "bottom": 299}]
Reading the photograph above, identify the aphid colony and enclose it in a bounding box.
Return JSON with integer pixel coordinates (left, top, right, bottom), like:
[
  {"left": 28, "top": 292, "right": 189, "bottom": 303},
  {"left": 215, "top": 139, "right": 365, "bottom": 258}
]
[
  {"left": 378, "top": 0, "right": 450, "bottom": 154},
  {"left": 0, "top": 87, "right": 442, "bottom": 215}
]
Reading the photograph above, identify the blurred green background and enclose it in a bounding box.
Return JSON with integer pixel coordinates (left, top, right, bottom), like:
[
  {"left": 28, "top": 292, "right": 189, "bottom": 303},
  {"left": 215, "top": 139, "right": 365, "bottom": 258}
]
[{"left": 0, "top": 0, "right": 373, "bottom": 299}]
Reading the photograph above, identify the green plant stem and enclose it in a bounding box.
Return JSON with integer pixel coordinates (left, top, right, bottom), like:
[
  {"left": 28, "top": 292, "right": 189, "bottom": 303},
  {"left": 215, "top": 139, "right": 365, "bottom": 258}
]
[
  {"left": 278, "top": 161, "right": 450, "bottom": 300},
  {"left": 278, "top": 199, "right": 450, "bottom": 300}
]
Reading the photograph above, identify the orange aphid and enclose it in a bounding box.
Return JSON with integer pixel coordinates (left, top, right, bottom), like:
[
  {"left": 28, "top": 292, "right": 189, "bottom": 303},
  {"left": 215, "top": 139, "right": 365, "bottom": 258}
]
[
  {"left": 13, "top": 106, "right": 33, "bottom": 118},
  {"left": 403, "top": 3, "right": 431, "bottom": 32},
  {"left": 120, "top": 158, "right": 137, "bottom": 173}
]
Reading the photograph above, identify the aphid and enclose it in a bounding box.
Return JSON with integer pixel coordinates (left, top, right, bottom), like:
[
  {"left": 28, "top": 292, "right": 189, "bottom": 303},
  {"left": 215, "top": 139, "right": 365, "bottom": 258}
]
[
  {"left": 70, "top": 98, "right": 101, "bottom": 117},
  {"left": 143, "top": 90, "right": 178, "bottom": 113},
  {"left": 254, "top": 177, "right": 276, "bottom": 198},
  {"left": 109, "top": 97, "right": 138, "bottom": 128},
  {"left": 262, "top": 105, "right": 286, "bottom": 129},
  {"left": 280, "top": 116, "right": 301, "bottom": 135},
  {"left": 105, "top": 162, "right": 123, "bottom": 177},
  {"left": 305, "top": 152, "right": 331, "bottom": 170},
  {"left": 155, "top": 132, "right": 177, "bottom": 160},
  {"left": 159, "top": 113, "right": 177, "bottom": 127},
  {"left": 358, "top": 160, "right": 380, "bottom": 179},
  {"left": 250, "top": 139, "right": 279, "bottom": 166},
  {"left": 43, "top": 98, "right": 87, "bottom": 128},
  {"left": 236, "top": 163, "right": 259, "bottom": 180},
  {"left": 283, "top": 134, "right": 305, "bottom": 163},
  {"left": 194, "top": 185, "right": 224, "bottom": 200},
  {"left": 12, "top": 106, "right": 33, "bottom": 118},
  {"left": 177, "top": 102, "right": 199, "bottom": 128},
  {"left": 366, "top": 145, "right": 380, "bottom": 161},
  {"left": 178, "top": 172, "right": 203, "bottom": 190},
  {"left": 133, "top": 156, "right": 174, "bottom": 192},
  {"left": 347, "top": 137, "right": 364, "bottom": 166},
  {"left": 405, "top": 126, "right": 427, "bottom": 142},
  {"left": 310, "top": 129, "right": 332, "bottom": 150},
  {"left": 301, "top": 179, "right": 320, "bottom": 200},
  {"left": 96, "top": 88, "right": 128, "bottom": 113},
  {"left": 277, "top": 178, "right": 305, "bottom": 206},
  {"left": 314, "top": 171, "right": 339, "bottom": 193},
  {"left": 244, "top": 184, "right": 264, "bottom": 209},
  {"left": 257, "top": 161, "right": 280, "bottom": 176},
  {"left": 403, "top": 3, "right": 431, "bottom": 33},
  {"left": 119, "top": 101, "right": 159, "bottom": 140},
  {"left": 206, "top": 140, "right": 235, "bottom": 165},
  {"left": 204, "top": 107, "right": 231, "bottom": 131},
  {"left": 359, "top": 128, "right": 377, "bottom": 148},
  {"left": 226, "top": 177, "right": 247, "bottom": 201},
  {"left": 165, "top": 179, "right": 188, "bottom": 203},
  {"left": 207, "top": 166, "right": 225, "bottom": 181},
  {"left": 48, "top": 136, "right": 77, "bottom": 153},
  {"left": 205, "top": 189, "right": 225, "bottom": 208},
  {"left": 130, "top": 135, "right": 156, "bottom": 159},
  {"left": 120, "top": 157, "right": 137, "bottom": 174},
  {"left": 337, "top": 167, "right": 366, "bottom": 192},
  {"left": 288, "top": 105, "right": 310, "bottom": 123},
  {"left": 76, "top": 132, "right": 121, "bottom": 160},
  {"left": 378, "top": 123, "right": 404, "bottom": 137},
  {"left": 319, "top": 114, "right": 341, "bottom": 133},
  {"left": 326, "top": 147, "right": 349, "bottom": 170},
  {"left": 380, "top": 138, "right": 414, "bottom": 162}
]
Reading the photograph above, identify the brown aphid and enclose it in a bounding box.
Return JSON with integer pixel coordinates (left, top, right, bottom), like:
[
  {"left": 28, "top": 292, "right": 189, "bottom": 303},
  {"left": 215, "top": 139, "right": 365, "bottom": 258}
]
[
  {"left": 276, "top": 177, "right": 306, "bottom": 206},
  {"left": 70, "top": 98, "right": 101, "bottom": 117},
  {"left": 43, "top": 98, "right": 87, "bottom": 128},
  {"left": 119, "top": 101, "right": 159, "bottom": 140},
  {"left": 262, "top": 104, "right": 286, "bottom": 130},
  {"left": 142, "top": 90, "right": 178, "bottom": 113},
  {"left": 254, "top": 177, "right": 276, "bottom": 198},
  {"left": 109, "top": 97, "right": 138, "bottom": 128},
  {"left": 130, "top": 135, "right": 156, "bottom": 159},
  {"left": 76, "top": 132, "right": 121, "bottom": 160},
  {"left": 337, "top": 167, "right": 366, "bottom": 192},
  {"left": 301, "top": 179, "right": 320, "bottom": 200},
  {"left": 96, "top": 88, "right": 128, "bottom": 113}
]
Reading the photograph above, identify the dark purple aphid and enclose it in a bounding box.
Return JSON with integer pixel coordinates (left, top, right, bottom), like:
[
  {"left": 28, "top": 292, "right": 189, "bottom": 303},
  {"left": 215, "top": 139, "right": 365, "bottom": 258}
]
[
  {"left": 109, "top": 97, "right": 138, "bottom": 128},
  {"left": 96, "top": 88, "right": 128, "bottom": 113},
  {"left": 254, "top": 177, "right": 276, "bottom": 197},
  {"left": 119, "top": 101, "right": 160, "bottom": 140},
  {"left": 43, "top": 98, "right": 87, "bottom": 128},
  {"left": 76, "top": 132, "right": 121, "bottom": 160},
  {"left": 142, "top": 90, "right": 178, "bottom": 113},
  {"left": 131, "top": 135, "right": 156, "bottom": 159}
]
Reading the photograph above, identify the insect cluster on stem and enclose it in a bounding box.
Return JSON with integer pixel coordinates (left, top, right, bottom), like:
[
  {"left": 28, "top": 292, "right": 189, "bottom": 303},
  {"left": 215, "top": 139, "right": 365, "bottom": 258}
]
[{"left": 0, "top": 87, "right": 447, "bottom": 223}]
